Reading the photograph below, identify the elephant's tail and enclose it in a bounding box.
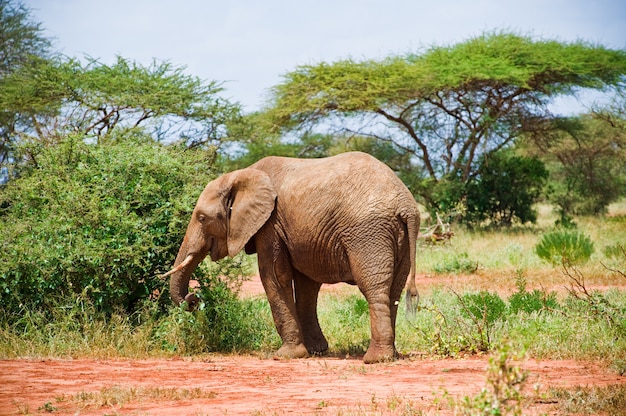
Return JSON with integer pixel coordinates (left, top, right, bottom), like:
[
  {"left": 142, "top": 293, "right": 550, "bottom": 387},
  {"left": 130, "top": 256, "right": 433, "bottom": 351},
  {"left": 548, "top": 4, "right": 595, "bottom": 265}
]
[{"left": 404, "top": 210, "right": 419, "bottom": 317}]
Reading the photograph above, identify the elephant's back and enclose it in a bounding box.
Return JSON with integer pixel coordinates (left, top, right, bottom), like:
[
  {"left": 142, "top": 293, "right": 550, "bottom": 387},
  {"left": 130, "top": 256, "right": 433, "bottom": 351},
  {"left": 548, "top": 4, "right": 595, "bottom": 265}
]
[
  {"left": 263, "top": 152, "right": 415, "bottom": 233},
  {"left": 252, "top": 152, "right": 409, "bottom": 199}
]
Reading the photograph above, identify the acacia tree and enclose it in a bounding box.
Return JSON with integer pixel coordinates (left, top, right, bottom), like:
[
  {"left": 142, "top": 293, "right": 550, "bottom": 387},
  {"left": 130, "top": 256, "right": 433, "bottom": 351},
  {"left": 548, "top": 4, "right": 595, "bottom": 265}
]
[
  {"left": 0, "top": 56, "right": 242, "bottom": 177},
  {"left": 267, "top": 32, "right": 626, "bottom": 210}
]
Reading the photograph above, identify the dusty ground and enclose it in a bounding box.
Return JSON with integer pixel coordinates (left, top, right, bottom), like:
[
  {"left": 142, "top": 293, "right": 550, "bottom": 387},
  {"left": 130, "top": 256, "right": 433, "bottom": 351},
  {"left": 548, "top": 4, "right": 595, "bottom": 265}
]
[
  {"left": 2, "top": 355, "right": 624, "bottom": 415},
  {"left": 1, "top": 276, "right": 624, "bottom": 415}
]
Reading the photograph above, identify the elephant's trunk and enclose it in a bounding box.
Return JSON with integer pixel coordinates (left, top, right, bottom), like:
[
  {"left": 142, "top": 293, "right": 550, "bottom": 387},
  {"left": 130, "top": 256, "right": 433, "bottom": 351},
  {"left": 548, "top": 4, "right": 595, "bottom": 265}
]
[{"left": 166, "top": 241, "right": 202, "bottom": 309}]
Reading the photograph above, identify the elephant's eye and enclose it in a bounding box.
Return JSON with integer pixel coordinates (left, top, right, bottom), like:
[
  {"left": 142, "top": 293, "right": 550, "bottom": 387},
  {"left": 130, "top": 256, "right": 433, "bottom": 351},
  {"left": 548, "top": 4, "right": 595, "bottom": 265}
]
[{"left": 198, "top": 214, "right": 206, "bottom": 223}]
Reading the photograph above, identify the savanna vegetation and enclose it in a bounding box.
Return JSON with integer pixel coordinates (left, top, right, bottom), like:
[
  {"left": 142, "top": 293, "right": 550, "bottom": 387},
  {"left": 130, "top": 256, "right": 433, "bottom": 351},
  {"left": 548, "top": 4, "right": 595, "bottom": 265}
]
[{"left": 1, "top": 1, "right": 625, "bottom": 413}]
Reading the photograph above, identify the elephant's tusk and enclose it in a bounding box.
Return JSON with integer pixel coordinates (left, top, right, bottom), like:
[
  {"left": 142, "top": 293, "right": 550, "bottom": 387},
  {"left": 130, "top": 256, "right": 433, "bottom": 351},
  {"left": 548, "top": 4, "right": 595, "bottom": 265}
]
[{"left": 161, "top": 254, "right": 194, "bottom": 278}]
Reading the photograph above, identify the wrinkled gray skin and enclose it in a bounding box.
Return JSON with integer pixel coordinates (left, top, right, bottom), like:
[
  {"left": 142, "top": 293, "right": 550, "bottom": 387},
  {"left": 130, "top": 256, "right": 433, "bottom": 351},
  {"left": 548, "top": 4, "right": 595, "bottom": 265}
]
[{"left": 166, "top": 152, "right": 420, "bottom": 363}]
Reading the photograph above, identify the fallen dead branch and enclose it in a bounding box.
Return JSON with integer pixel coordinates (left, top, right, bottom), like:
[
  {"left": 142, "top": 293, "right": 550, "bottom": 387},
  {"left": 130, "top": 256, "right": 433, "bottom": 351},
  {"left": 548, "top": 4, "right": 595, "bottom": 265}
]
[{"left": 419, "top": 212, "right": 454, "bottom": 243}]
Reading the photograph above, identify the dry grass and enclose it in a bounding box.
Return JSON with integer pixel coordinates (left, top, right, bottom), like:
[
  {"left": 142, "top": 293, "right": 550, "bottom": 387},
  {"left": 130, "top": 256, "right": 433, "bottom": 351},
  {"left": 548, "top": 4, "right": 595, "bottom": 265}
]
[
  {"left": 415, "top": 202, "right": 626, "bottom": 297},
  {"left": 549, "top": 384, "right": 626, "bottom": 415},
  {"left": 62, "top": 385, "right": 216, "bottom": 412}
]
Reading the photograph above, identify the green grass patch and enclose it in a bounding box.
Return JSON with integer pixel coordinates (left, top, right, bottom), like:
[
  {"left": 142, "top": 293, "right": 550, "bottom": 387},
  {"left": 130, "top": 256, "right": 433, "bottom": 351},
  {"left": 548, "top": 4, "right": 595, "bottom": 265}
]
[{"left": 2, "top": 282, "right": 624, "bottom": 368}]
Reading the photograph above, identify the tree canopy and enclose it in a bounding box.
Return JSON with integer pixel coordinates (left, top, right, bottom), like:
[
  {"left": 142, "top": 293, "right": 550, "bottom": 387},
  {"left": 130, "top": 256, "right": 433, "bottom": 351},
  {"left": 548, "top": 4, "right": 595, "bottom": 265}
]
[
  {"left": 0, "top": 0, "right": 50, "bottom": 73},
  {"left": 0, "top": 56, "right": 242, "bottom": 177},
  {"left": 268, "top": 32, "right": 626, "bottom": 202}
]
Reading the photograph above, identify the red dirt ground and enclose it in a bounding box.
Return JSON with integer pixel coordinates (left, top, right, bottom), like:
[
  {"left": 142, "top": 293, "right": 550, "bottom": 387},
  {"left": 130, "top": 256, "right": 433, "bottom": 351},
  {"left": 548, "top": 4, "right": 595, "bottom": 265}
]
[
  {"left": 1, "top": 276, "right": 624, "bottom": 415},
  {"left": 1, "top": 356, "right": 624, "bottom": 415}
]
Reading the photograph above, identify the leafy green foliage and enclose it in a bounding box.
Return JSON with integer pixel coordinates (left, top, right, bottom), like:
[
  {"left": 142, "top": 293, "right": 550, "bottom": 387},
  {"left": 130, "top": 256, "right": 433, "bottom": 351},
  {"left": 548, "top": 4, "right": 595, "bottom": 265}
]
[
  {"left": 509, "top": 272, "right": 558, "bottom": 314},
  {"left": 460, "top": 291, "right": 508, "bottom": 325},
  {"left": 2, "top": 55, "right": 238, "bottom": 141},
  {"left": 192, "top": 256, "right": 278, "bottom": 352},
  {"left": 154, "top": 283, "right": 278, "bottom": 354},
  {"left": 336, "top": 294, "right": 369, "bottom": 325},
  {"left": 0, "top": 0, "right": 51, "bottom": 72},
  {"left": 0, "top": 137, "right": 212, "bottom": 319},
  {"left": 535, "top": 230, "right": 595, "bottom": 267},
  {"left": 0, "top": 0, "right": 52, "bottom": 167},
  {"left": 319, "top": 294, "right": 371, "bottom": 356},
  {"left": 465, "top": 150, "right": 548, "bottom": 226},
  {"left": 414, "top": 274, "right": 563, "bottom": 356},
  {"left": 524, "top": 114, "right": 626, "bottom": 216},
  {"left": 508, "top": 290, "right": 558, "bottom": 315},
  {"left": 0, "top": 54, "right": 241, "bottom": 180},
  {"left": 433, "top": 252, "right": 478, "bottom": 274},
  {"left": 460, "top": 342, "right": 528, "bottom": 416}
]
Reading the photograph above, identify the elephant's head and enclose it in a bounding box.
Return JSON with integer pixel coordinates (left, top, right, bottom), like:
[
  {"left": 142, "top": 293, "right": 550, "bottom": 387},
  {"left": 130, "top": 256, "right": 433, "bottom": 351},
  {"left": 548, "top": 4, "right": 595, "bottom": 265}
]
[{"left": 163, "top": 168, "right": 277, "bottom": 308}]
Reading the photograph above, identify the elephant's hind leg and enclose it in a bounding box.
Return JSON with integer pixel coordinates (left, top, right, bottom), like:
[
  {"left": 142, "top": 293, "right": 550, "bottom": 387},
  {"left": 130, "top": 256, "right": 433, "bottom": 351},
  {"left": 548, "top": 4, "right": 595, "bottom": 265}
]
[
  {"left": 363, "top": 298, "right": 397, "bottom": 364},
  {"left": 350, "top": 248, "right": 400, "bottom": 363},
  {"left": 294, "top": 273, "right": 329, "bottom": 355}
]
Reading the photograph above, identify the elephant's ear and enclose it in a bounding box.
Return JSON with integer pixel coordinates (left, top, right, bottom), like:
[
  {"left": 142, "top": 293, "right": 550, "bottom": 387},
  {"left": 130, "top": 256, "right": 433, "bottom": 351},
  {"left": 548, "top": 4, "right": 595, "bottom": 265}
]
[{"left": 227, "top": 168, "right": 277, "bottom": 257}]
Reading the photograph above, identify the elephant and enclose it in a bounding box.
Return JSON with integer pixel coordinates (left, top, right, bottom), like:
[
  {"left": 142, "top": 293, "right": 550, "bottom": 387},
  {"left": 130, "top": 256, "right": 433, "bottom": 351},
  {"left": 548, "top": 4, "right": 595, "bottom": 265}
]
[{"left": 163, "top": 151, "right": 420, "bottom": 363}]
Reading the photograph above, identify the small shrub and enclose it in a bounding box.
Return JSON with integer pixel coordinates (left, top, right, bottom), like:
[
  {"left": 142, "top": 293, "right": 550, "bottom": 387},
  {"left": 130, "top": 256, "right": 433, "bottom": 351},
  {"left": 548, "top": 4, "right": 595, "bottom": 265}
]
[
  {"left": 421, "top": 290, "right": 507, "bottom": 354},
  {"left": 433, "top": 252, "right": 479, "bottom": 274},
  {"left": 603, "top": 243, "right": 626, "bottom": 268},
  {"left": 464, "top": 149, "right": 548, "bottom": 227},
  {"left": 460, "top": 342, "right": 527, "bottom": 415},
  {"left": 508, "top": 272, "right": 559, "bottom": 314},
  {"left": 153, "top": 255, "right": 277, "bottom": 355},
  {"left": 508, "top": 290, "right": 558, "bottom": 315},
  {"left": 455, "top": 291, "right": 507, "bottom": 352},
  {"left": 535, "top": 230, "right": 595, "bottom": 267},
  {"left": 460, "top": 291, "right": 507, "bottom": 325}
]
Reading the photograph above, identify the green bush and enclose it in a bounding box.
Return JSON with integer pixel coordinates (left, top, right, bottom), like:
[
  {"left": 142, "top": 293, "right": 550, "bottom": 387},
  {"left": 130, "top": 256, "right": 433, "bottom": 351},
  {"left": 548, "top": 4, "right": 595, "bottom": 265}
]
[
  {"left": 465, "top": 149, "right": 548, "bottom": 226},
  {"left": 535, "top": 230, "right": 595, "bottom": 267},
  {"left": 508, "top": 272, "right": 559, "bottom": 314},
  {"left": 194, "top": 256, "right": 277, "bottom": 352},
  {"left": 460, "top": 291, "right": 507, "bottom": 325},
  {"left": 0, "top": 137, "right": 212, "bottom": 320},
  {"left": 433, "top": 252, "right": 478, "bottom": 274},
  {"left": 508, "top": 289, "right": 559, "bottom": 314},
  {"left": 153, "top": 288, "right": 277, "bottom": 355},
  {"left": 603, "top": 242, "right": 625, "bottom": 263}
]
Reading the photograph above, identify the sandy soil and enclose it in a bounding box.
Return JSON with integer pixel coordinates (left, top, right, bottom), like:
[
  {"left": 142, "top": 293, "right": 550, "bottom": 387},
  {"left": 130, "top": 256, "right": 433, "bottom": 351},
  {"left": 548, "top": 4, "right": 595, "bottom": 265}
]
[
  {"left": 1, "top": 275, "right": 624, "bottom": 415},
  {"left": 1, "top": 355, "right": 624, "bottom": 415}
]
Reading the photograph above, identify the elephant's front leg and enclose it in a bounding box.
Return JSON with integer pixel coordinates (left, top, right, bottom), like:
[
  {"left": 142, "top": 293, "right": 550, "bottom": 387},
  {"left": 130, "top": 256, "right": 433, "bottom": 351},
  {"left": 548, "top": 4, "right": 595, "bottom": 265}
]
[
  {"left": 258, "top": 246, "right": 308, "bottom": 360},
  {"left": 294, "top": 273, "right": 328, "bottom": 355}
]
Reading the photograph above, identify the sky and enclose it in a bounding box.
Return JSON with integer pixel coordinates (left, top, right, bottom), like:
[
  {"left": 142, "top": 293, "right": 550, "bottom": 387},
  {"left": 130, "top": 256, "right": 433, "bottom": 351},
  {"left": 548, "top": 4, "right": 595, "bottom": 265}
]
[{"left": 26, "top": 0, "right": 626, "bottom": 113}]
